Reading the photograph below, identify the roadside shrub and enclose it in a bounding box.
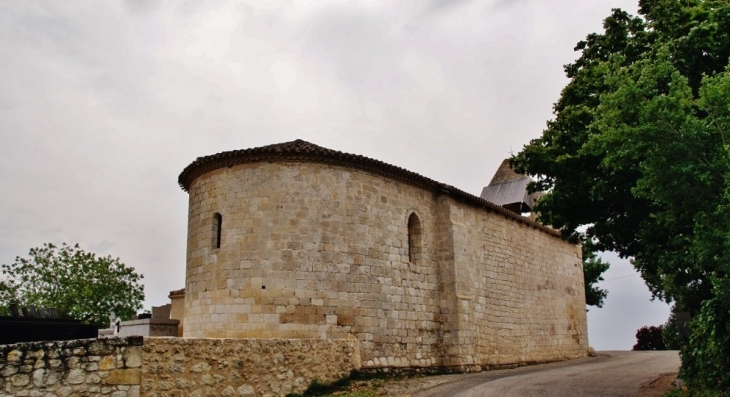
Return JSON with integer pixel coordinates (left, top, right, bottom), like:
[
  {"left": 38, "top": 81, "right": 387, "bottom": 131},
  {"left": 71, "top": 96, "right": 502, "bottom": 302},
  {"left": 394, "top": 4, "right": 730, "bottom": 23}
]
[{"left": 679, "top": 276, "right": 730, "bottom": 392}]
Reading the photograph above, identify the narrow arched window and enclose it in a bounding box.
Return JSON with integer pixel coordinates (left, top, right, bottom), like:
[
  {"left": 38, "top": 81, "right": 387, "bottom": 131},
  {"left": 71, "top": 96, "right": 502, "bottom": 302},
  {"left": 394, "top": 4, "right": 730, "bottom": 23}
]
[
  {"left": 212, "top": 212, "right": 222, "bottom": 249},
  {"left": 408, "top": 213, "right": 422, "bottom": 262}
]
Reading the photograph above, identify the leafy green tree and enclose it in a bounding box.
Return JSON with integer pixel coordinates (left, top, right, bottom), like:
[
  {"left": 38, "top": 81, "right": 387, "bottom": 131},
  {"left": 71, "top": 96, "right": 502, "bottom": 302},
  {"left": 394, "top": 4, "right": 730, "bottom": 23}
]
[
  {"left": 512, "top": 0, "right": 730, "bottom": 390},
  {"left": 582, "top": 239, "right": 609, "bottom": 308},
  {"left": 0, "top": 243, "right": 145, "bottom": 325},
  {"left": 662, "top": 305, "right": 689, "bottom": 351}
]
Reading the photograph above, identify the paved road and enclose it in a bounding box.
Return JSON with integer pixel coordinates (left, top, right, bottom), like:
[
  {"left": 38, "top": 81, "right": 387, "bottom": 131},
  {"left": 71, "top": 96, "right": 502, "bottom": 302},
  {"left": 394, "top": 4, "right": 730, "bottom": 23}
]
[{"left": 413, "top": 351, "right": 680, "bottom": 397}]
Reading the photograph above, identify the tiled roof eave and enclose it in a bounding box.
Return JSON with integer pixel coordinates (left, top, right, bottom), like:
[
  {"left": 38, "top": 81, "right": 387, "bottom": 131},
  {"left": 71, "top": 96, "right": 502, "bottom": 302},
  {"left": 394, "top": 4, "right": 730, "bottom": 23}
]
[
  {"left": 178, "top": 150, "right": 438, "bottom": 192},
  {"left": 178, "top": 140, "right": 563, "bottom": 238},
  {"left": 438, "top": 184, "right": 560, "bottom": 237}
]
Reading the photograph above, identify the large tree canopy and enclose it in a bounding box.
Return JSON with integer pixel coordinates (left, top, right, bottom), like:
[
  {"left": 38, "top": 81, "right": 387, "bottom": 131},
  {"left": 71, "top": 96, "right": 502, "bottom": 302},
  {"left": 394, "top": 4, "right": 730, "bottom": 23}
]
[
  {"left": 513, "top": 0, "right": 730, "bottom": 390},
  {"left": 0, "top": 243, "right": 145, "bottom": 325}
]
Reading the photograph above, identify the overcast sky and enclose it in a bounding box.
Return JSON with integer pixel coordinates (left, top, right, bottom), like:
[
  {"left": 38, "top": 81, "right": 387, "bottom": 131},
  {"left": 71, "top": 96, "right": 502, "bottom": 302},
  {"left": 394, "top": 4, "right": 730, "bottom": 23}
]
[{"left": 0, "top": 0, "right": 670, "bottom": 350}]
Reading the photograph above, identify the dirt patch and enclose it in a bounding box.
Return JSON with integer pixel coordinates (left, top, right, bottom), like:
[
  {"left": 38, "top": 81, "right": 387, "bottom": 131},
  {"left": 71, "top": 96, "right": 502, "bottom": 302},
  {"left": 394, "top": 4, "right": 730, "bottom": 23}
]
[{"left": 637, "top": 373, "right": 679, "bottom": 397}]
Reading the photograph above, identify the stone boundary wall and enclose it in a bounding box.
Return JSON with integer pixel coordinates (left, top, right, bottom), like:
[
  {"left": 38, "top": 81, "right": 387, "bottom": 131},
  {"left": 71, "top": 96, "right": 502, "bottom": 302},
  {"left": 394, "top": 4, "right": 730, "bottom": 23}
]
[
  {"left": 0, "top": 336, "right": 143, "bottom": 397},
  {"left": 141, "top": 338, "right": 359, "bottom": 396},
  {"left": 0, "top": 337, "right": 360, "bottom": 397}
]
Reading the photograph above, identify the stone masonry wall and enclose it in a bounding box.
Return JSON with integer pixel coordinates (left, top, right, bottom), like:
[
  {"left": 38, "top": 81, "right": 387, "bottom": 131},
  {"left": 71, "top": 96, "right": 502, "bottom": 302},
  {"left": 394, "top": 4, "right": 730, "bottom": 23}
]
[
  {"left": 444, "top": 197, "right": 587, "bottom": 368},
  {"left": 184, "top": 160, "right": 587, "bottom": 371},
  {"left": 0, "top": 336, "right": 143, "bottom": 397},
  {"left": 0, "top": 337, "right": 360, "bottom": 397},
  {"left": 185, "top": 162, "right": 445, "bottom": 368},
  {"left": 141, "top": 337, "right": 359, "bottom": 396}
]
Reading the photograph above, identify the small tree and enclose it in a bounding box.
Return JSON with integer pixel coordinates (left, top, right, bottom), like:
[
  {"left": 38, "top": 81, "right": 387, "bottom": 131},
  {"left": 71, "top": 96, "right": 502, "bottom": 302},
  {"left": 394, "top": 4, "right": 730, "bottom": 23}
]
[
  {"left": 581, "top": 239, "right": 609, "bottom": 308},
  {"left": 633, "top": 325, "right": 666, "bottom": 351},
  {"left": 0, "top": 243, "right": 144, "bottom": 325},
  {"left": 662, "top": 305, "right": 689, "bottom": 351}
]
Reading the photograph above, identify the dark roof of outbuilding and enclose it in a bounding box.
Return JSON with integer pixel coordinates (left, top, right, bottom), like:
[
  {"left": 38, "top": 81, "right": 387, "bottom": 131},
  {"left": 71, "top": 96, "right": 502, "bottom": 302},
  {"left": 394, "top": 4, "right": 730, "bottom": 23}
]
[{"left": 178, "top": 139, "right": 561, "bottom": 237}]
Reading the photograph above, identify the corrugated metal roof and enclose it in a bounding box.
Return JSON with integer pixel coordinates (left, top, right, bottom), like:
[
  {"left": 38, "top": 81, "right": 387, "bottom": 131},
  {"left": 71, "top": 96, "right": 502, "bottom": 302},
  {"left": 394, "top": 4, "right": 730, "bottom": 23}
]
[{"left": 480, "top": 177, "right": 534, "bottom": 211}]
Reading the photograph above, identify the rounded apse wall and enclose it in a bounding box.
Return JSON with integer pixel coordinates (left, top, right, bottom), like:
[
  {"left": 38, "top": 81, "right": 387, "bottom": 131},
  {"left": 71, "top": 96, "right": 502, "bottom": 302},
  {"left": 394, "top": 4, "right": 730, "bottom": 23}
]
[{"left": 183, "top": 160, "right": 443, "bottom": 366}]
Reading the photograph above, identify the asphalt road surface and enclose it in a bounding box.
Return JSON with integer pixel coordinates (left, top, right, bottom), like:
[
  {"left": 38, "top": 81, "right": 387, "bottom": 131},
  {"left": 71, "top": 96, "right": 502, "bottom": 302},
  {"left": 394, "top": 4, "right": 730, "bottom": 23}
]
[{"left": 414, "top": 351, "right": 680, "bottom": 397}]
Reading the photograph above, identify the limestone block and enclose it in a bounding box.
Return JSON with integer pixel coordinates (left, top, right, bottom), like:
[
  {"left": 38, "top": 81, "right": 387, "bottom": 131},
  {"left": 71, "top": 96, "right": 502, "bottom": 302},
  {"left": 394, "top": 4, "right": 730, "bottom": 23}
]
[
  {"left": 237, "top": 384, "right": 255, "bottom": 396},
  {"left": 10, "top": 374, "right": 30, "bottom": 387},
  {"left": 190, "top": 362, "right": 211, "bottom": 373},
  {"left": 124, "top": 347, "right": 142, "bottom": 368},
  {"left": 127, "top": 385, "right": 141, "bottom": 397},
  {"left": 6, "top": 351, "right": 22, "bottom": 365},
  {"left": 104, "top": 369, "right": 141, "bottom": 385},
  {"left": 64, "top": 368, "right": 85, "bottom": 385},
  {"left": 99, "top": 356, "right": 117, "bottom": 371},
  {"left": 0, "top": 365, "right": 17, "bottom": 377},
  {"left": 31, "top": 369, "right": 56, "bottom": 387}
]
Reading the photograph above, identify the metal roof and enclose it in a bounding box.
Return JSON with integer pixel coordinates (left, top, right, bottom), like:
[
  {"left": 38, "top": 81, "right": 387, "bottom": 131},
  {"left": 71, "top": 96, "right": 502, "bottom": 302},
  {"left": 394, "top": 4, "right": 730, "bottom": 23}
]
[{"left": 480, "top": 177, "right": 534, "bottom": 211}]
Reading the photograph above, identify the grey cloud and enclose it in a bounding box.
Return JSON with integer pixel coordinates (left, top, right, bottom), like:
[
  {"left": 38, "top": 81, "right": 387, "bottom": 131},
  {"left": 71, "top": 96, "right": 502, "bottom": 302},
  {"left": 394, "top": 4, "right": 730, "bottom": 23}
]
[
  {"left": 490, "top": 0, "right": 530, "bottom": 10},
  {"left": 0, "top": 0, "right": 656, "bottom": 348},
  {"left": 302, "top": 7, "right": 400, "bottom": 93},
  {"left": 124, "top": 0, "right": 161, "bottom": 14},
  {"left": 423, "top": 0, "right": 474, "bottom": 15}
]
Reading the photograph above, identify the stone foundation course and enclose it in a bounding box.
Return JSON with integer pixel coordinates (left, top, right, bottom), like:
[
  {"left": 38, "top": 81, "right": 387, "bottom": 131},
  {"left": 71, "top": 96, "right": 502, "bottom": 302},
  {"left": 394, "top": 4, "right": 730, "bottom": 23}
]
[{"left": 0, "top": 337, "right": 360, "bottom": 397}]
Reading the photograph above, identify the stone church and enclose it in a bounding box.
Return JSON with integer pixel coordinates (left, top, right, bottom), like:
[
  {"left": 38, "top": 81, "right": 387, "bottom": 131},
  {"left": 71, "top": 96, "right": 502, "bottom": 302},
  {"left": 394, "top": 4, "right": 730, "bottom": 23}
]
[{"left": 177, "top": 140, "right": 588, "bottom": 371}]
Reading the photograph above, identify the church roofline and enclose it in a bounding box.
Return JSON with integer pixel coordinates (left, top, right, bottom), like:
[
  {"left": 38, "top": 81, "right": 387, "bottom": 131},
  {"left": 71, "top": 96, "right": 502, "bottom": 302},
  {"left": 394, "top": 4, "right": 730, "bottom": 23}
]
[{"left": 178, "top": 139, "right": 562, "bottom": 238}]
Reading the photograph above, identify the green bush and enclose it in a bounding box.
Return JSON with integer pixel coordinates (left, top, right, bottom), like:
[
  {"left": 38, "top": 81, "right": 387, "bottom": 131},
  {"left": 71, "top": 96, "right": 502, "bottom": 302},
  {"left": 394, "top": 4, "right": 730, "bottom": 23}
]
[{"left": 678, "top": 277, "right": 730, "bottom": 392}]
